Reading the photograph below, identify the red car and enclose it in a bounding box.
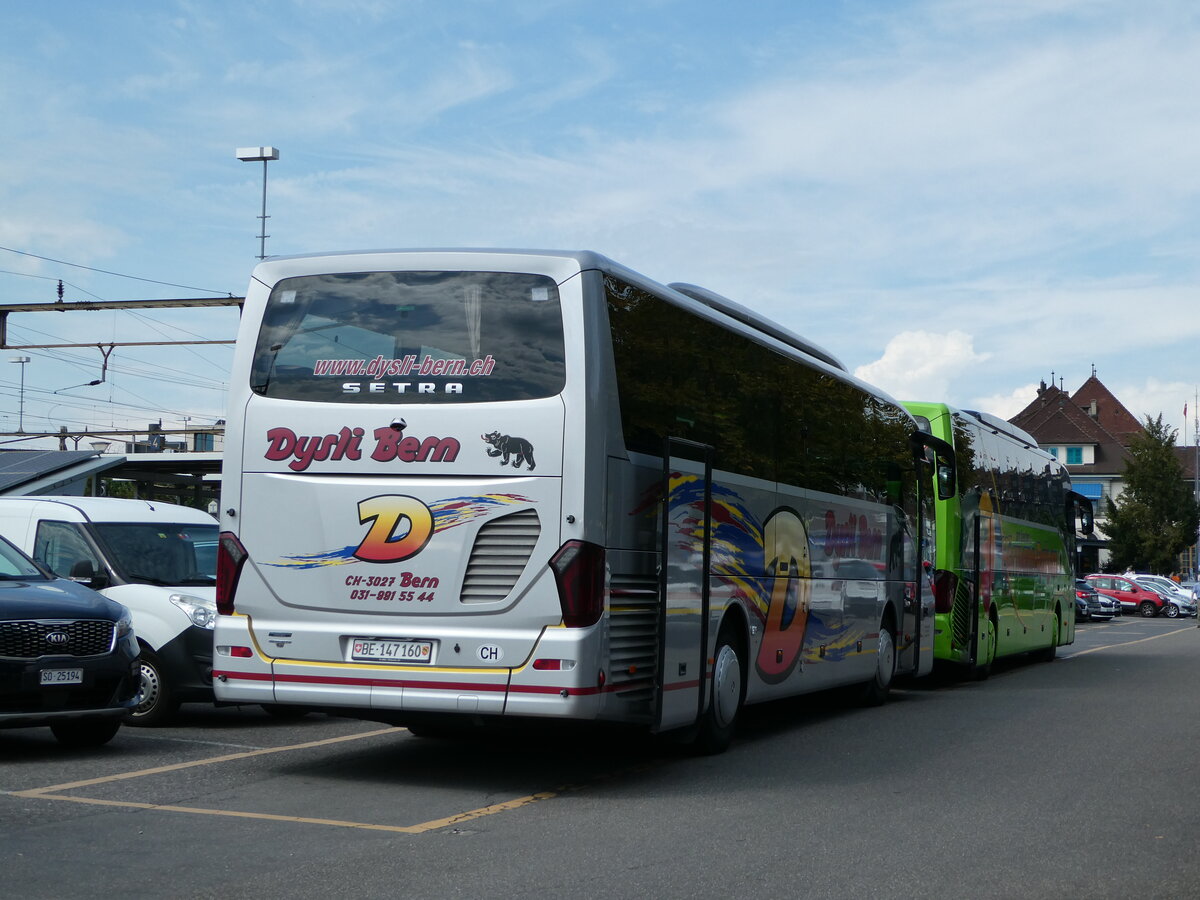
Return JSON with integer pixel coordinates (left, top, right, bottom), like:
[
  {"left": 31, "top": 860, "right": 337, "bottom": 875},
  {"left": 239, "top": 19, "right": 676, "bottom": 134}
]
[{"left": 1084, "top": 574, "right": 1166, "bottom": 617}]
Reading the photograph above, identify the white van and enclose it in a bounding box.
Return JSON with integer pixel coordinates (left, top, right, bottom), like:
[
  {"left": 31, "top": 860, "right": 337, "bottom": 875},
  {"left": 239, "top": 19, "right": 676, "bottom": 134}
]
[{"left": 0, "top": 497, "right": 218, "bottom": 724}]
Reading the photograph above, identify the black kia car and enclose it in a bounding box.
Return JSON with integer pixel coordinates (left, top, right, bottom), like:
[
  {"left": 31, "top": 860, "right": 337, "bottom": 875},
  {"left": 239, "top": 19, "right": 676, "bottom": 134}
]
[{"left": 0, "top": 533, "right": 139, "bottom": 747}]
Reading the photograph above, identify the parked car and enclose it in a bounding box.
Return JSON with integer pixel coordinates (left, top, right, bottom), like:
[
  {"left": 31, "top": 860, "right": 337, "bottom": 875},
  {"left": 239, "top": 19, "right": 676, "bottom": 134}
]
[
  {"left": 1074, "top": 579, "right": 1115, "bottom": 621},
  {"left": 1135, "top": 574, "right": 1191, "bottom": 603},
  {"left": 0, "top": 497, "right": 217, "bottom": 725},
  {"left": 0, "top": 533, "right": 140, "bottom": 747},
  {"left": 1084, "top": 574, "right": 1168, "bottom": 617},
  {"left": 1133, "top": 576, "right": 1198, "bottom": 618},
  {"left": 1164, "top": 594, "right": 1198, "bottom": 618}
]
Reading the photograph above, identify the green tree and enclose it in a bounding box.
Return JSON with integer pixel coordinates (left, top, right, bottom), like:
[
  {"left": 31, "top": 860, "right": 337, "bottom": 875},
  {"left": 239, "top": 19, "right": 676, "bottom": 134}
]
[{"left": 1104, "top": 415, "right": 1200, "bottom": 573}]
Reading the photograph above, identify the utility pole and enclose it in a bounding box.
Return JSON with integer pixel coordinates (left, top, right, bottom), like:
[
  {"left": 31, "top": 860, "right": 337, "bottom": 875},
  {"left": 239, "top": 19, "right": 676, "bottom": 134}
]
[
  {"left": 236, "top": 146, "right": 280, "bottom": 260},
  {"left": 9, "top": 355, "right": 30, "bottom": 432}
]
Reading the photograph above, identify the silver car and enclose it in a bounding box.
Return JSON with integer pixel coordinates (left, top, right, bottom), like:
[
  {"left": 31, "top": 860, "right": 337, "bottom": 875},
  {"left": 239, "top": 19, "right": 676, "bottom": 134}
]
[{"left": 1134, "top": 576, "right": 1197, "bottom": 618}]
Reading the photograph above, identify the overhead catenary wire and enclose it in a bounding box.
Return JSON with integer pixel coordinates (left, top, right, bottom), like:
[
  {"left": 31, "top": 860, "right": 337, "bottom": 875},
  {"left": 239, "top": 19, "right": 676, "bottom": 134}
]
[
  {"left": 0, "top": 247, "right": 238, "bottom": 441},
  {"left": 0, "top": 245, "right": 236, "bottom": 296}
]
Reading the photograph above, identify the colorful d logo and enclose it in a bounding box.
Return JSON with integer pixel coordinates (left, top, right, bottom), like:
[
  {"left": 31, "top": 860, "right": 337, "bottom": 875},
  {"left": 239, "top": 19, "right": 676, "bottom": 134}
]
[{"left": 353, "top": 495, "right": 435, "bottom": 563}]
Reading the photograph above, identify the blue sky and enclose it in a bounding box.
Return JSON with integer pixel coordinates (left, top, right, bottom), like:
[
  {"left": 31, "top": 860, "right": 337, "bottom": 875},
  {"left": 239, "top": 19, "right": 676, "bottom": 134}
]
[{"left": 2, "top": 0, "right": 1199, "bottom": 448}]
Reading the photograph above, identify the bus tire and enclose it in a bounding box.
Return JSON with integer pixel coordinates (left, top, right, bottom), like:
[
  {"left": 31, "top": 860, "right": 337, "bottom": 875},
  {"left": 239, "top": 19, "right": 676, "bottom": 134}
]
[
  {"left": 971, "top": 610, "right": 998, "bottom": 681},
  {"left": 1033, "top": 610, "right": 1060, "bottom": 662},
  {"left": 126, "top": 648, "right": 180, "bottom": 727},
  {"left": 858, "top": 612, "right": 897, "bottom": 706},
  {"left": 693, "top": 622, "right": 745, "bottom": 755}
]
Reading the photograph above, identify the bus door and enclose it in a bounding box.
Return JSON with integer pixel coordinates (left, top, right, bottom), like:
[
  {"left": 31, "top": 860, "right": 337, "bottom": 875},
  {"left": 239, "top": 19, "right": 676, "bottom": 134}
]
[
  {"left": 907, "top": 432, "right": 954, "bottom": 676},
  {"left": 653, "top": 438, "right": 713, "bottom": 733},
  {"left": 970, "top": 492, "right": 998, "bottom": 664},
  {"left": 969, "top": 509, "right": 982, "bottom": 665}
]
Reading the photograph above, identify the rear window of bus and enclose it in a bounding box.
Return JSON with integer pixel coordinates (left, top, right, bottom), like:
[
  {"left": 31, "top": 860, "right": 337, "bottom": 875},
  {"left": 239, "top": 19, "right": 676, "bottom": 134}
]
[{"left": 249, "top": 270, "right": 565, "bottom": 403}]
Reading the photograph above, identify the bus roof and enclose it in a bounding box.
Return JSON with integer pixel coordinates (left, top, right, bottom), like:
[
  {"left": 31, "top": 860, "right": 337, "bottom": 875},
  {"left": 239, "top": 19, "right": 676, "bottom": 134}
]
[
  {"left": 251, "top": 248, "right": 854, "bottom": 378},
  {"left": 667, "top": 282, "right": 847, "bottom": 372}
]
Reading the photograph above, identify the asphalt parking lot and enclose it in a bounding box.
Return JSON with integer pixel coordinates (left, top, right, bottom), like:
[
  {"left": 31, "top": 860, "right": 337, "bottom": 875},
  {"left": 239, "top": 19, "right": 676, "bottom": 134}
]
[{"left": 3, "top": 615, "right": 1198, "bottom": 899}]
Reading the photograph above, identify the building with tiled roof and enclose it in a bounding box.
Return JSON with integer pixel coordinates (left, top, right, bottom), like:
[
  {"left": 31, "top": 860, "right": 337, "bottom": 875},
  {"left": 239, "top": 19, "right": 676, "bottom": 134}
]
[
  {"left": 1009, "top": 375, "right": 1135, "bottom": 514},
  {"left": 1010, "top": 372, "right": 1200, "bottom": 573}
]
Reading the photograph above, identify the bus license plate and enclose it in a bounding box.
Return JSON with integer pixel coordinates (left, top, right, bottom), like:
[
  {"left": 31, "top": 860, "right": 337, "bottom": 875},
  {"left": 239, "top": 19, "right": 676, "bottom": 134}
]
[
  {"left": 40, "top": 668, "right": 83, "bottom": 685},
  {"left": 350, "top": 638, "right": 435, "bottom": 665}
]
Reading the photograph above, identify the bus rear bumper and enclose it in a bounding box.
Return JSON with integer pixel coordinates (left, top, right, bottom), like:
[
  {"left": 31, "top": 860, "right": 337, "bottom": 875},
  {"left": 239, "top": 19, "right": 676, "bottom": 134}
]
[
  {"left": 216, "top": 663, "right": 608, "bottom": 719},
  {"left": 212, "top": 616, "right": 609, "bottom": 719}
]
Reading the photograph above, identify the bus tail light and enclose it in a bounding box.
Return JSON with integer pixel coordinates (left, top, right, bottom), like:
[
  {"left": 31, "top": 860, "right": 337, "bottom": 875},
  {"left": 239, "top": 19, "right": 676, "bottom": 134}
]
[
  {"left": 932, "top": 569, "right": 957, "bottom": 615},
  {"left": 549, "top": 540, "right": 605, "bottom": 627},
  {"left": 532, "top": 659, "right": 577, "bottom": 671},
  {"left": 217, "top": 531, "right": 249, "bottom": 615}
]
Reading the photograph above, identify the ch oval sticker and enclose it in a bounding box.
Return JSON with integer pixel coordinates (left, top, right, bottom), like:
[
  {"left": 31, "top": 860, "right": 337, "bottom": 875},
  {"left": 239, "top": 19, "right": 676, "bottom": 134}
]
[{"left": 476, "top": 644, "right": 503, "bottom": 663}]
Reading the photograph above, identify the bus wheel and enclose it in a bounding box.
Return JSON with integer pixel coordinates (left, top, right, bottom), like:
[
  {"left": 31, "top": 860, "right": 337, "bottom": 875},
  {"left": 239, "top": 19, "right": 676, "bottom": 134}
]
[
  {"left": 127, "top": 648, "right": 179, "bottom": 727},
  {"left": 858, "top": 614, "right": 896, "bottom": 706},
  {"left": 971, "top": 612, "right": 998, "bottom": 681},
  {"left": 1034, "top": 612, "right": 1060, "bottom": 662},
  {"left": 694, "top": 624, "right": 744, "bottom": 755}
]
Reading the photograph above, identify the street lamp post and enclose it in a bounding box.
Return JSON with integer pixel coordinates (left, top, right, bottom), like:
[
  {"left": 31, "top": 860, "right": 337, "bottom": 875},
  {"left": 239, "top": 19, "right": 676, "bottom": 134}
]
[
  {"left": 9, "top": 356, "right": 30, "bottom": 432},
  {"left": 235, "top": 146, "right": 280, "bottom": 260}
]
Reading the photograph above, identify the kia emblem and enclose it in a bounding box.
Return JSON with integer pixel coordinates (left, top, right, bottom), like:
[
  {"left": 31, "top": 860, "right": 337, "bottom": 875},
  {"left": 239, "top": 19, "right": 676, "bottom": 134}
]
[{"left": 44, "top": 631, "right": 70, "bottom": 645}]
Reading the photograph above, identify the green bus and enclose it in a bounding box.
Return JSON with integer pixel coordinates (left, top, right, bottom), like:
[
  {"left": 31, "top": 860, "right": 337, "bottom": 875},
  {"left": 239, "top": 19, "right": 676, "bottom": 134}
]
[{"left": 903, "top": 403, "right": 1094, "bottom": 676}]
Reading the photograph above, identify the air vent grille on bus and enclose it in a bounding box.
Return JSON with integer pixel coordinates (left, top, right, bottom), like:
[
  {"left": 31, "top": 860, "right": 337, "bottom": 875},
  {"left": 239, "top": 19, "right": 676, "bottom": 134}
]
[
  {"left": 460, "top": 508, "right": 541, "bottom": 604},
  {"left": 608, "top": 572, "right": 659, "bottom": 707},
  {"left": 951, "top": 576, "right": 973, "bottom": 651}
]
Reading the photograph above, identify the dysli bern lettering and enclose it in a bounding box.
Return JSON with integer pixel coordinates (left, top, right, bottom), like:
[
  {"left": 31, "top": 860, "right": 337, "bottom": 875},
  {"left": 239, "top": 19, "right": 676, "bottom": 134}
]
[{"left": 264, "top": 425, "right": 460, "bottom": 472}]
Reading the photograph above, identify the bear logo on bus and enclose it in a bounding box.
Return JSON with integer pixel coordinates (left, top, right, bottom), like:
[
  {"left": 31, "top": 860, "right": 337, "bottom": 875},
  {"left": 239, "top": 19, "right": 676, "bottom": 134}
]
[{"left": 481, "top": 431, "right": 536, "bottom": 471}]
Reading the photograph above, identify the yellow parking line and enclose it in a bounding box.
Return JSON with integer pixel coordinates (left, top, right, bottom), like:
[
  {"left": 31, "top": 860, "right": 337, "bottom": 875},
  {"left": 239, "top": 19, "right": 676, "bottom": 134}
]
[
  {"left": 14, "top": 790, "right": 559, "bottom": 834},
  {"left": 402, "top": 792, "right": 558, "bottom": 833},
  {"left": 1070, "top": 626, "right": 1193, "bottom": 657},
  {"left": 14, "top": 726, "right": 403, "bottom": 797},
  {"left": 12, "top": 724, "right": 560, "bottom": 833}
]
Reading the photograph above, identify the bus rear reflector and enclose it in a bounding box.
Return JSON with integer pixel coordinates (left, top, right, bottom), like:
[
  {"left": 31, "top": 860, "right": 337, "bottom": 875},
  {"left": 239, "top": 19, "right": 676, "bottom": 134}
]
[
  {"left": 932, "top": 569, "right": 957, "bottom": 615},
  {"left": 217, "top": 531, "right": 249, "bottom": 616},
  {"left": 549, "top": 540, "right": 605, "bottom": 628}
]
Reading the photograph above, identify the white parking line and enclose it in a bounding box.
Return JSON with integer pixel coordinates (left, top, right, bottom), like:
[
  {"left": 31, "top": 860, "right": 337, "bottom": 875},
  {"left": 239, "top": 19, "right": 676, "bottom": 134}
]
[
  {"left": 1069, "top": 626, "right": 1194, "bottom": 657},
  {"left": 119, "top": 733, "right": 267, "bottom": 750}
]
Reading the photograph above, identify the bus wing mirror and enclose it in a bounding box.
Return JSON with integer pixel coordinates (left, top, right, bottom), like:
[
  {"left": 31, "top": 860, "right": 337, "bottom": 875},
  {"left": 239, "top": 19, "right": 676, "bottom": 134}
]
[
  {"left": 912, "top": 432, "right": 956, "bottom": 501},
  {"left": 1067, "top": 491, "right": 1094, "bottom": 535}
]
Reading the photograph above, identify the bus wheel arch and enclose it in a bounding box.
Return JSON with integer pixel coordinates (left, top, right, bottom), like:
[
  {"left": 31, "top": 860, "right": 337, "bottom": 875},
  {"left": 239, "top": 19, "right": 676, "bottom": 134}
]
[
  {"left": 693, "top": 611, "right": 748, "bottom": 755},
  {"left": 857, "top": 605, "right": 897, "bottom": 706},
  {"left": 972, "top": 607, "right": 999, "bottom": 681},
  {"left": 1035, "top": 606, "right": 1061, "bottom": 662}
]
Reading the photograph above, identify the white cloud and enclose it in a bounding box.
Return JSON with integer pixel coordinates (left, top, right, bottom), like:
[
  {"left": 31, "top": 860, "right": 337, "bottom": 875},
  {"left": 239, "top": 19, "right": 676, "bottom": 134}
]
[
  {"left": 854, "top": 330, "right": 989, "bottom": 402},
  {"left": 1113, "top": 378, "right": 1197, "bottom": 443},
  {"left": 972, "top": 383, "right": 1041, "bottom": 420}
]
